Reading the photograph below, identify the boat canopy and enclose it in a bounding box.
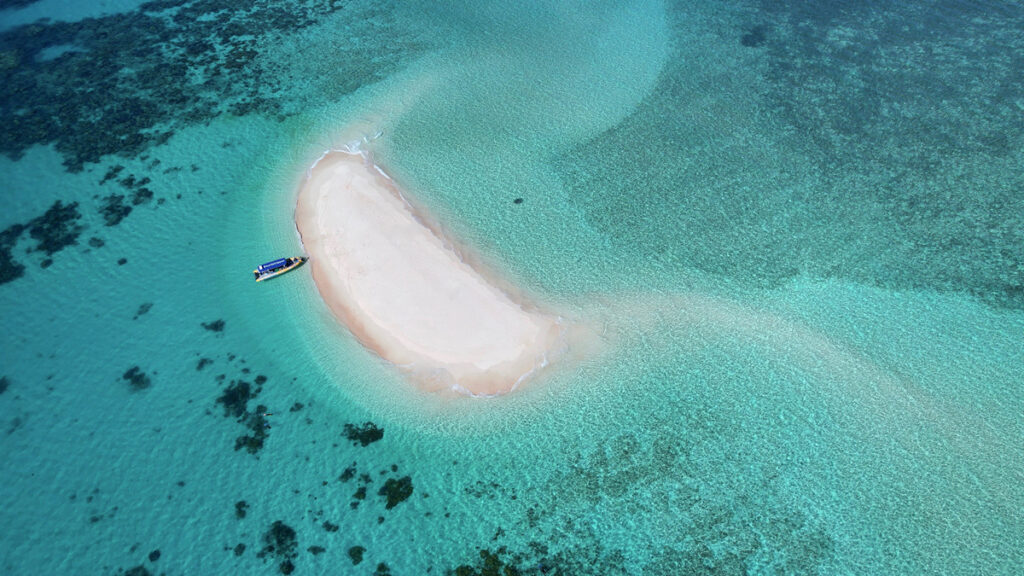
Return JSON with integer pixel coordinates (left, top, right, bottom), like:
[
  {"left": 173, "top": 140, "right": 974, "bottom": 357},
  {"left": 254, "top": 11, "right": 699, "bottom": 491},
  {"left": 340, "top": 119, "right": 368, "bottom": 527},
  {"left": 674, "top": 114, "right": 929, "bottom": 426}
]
[{"left": 258, "top": 258, "right": 289, "bottom": 272}]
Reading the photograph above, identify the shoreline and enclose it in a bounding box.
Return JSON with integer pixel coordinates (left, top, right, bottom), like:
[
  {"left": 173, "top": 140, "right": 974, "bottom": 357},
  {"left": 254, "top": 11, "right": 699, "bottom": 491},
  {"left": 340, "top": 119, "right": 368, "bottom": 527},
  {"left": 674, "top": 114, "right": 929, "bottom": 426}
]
[{"left": 295, "top": 150, "right": 575, "bottom": 397}]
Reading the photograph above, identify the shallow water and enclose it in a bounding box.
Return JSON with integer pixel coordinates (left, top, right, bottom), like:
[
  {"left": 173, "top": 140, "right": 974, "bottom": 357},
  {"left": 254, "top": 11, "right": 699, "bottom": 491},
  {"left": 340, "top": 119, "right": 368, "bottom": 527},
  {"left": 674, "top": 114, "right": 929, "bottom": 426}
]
[{"left": 1, "top": 0, "right": 1022, "bottom": 574}]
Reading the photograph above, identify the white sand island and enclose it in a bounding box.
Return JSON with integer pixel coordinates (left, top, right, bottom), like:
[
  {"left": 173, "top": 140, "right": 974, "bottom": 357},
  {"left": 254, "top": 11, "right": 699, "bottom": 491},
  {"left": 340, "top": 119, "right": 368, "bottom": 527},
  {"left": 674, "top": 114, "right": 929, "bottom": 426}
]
[{"left": 295, "top": 150, "right": 570, "bottom": 396}]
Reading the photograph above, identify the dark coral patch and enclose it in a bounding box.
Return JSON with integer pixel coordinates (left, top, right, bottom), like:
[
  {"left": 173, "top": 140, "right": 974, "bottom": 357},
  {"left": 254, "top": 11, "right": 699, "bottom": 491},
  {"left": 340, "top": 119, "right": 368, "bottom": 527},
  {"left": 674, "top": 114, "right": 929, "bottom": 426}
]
[
  {"left": 0, "top": 223, "right": 26, "bottom": 285},
  {"left": 147, "top": 549, "right": 160, "bottom": 562},
  {"left": 99, "top": 194, "right": 132, "bottom": 226},
  {"left": 99, "top": 164, "right": 124, "bottom": 184},
  {"left": 378, "top": 476, "right": 413, "bottom": 510},
  {"left": 0, "top": 202, "right": 84, "bottom": 285},
  {"left": 131, "top": 187, "right": 154, "bottom": 205},
  {"left": 133, "top": 302, "right": 153, "bottom": 320},
  {"left": 0, "top": 0, "right": 419, "bottom": 172},
  {"left": 122, "top": 366, "right": 152, "bottom": 390},
  {"left": 196, "top": 357, "right": 213, "bottom": 370},
  {"left": 0, "top": 376, "right": 9, "bottom": 394},
  {"left": 216, "top": 381, "right": 252, "bottom": 418},
  {"left": 339, "top": 465, "right": 357, "bottom": 482},
  {"left": 235, "top": 500, "right": 248, "bottom": 519},
  {"left": 257, "top": 520, "right": 298, "bottom": 574},
  {"left": 1, "top": 0, "right": 430, "bottom": 286},
  {"left": 343, "top": 422, "right": 384, "bottom": 447},
  {"left": 347, "top": 546, "right": 365, "bottom": 566},
  {"left": 451, "top": 548, "right": 522, "bottom": 576},
  {"left": 234, "top": 407, "right": 270, "bottom": 454},
  {"left": 122, "top": 566, "right": 152, "bottom": 576},
  {"left": 307, "top": 545, "right": 325, "bottom": 555},
  {"left": 741, "top": 25, "right": 768, "bottom": 47},
  {"left": 0, "top": 0, "right": 41, "bottom": 9},
  {"left": 202, "top": 319, "right": 225, "bottom": 332},
  {"left": 28, "top": 201, "right": 83, "bottom": 255},
  {"left": 212, "top": 374, "right": 271, "bottom": 455}
]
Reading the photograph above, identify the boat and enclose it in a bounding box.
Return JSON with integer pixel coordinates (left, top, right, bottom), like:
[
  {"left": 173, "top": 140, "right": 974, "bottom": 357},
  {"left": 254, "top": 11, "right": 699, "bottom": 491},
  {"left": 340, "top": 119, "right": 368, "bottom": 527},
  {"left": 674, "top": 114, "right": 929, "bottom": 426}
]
[{"left": 253, "top": 256, "right": 307, "bottom": 282}]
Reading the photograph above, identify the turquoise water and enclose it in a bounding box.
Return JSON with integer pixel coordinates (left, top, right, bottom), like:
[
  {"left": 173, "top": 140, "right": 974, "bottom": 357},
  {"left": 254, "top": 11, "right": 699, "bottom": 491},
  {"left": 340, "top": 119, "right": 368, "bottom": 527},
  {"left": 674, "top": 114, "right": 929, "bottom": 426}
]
[{"left": 1, "top": 0, "right": 1022, "bottom": 574}]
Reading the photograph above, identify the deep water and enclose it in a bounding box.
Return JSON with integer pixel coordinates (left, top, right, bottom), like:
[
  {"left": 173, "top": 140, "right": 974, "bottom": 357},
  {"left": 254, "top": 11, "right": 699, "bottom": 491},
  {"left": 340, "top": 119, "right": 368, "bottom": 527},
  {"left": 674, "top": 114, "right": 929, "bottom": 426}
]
[{"left": 1, "top": 1, "right": 1022, "bottom": 575}]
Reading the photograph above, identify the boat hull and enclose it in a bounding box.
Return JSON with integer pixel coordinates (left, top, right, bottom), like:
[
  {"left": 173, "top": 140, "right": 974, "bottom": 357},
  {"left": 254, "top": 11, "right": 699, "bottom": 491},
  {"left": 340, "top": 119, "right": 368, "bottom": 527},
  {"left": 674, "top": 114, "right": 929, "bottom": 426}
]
[{"left": 254, "top": 257, "right": 306, "bottom": 282}]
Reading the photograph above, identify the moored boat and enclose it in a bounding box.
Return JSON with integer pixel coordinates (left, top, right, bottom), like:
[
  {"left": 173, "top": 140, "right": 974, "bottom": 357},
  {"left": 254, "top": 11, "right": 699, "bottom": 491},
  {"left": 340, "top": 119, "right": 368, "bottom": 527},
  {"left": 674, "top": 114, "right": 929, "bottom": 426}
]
[{"left": 253, "top": 256, "right": 306, "bottom": 282}]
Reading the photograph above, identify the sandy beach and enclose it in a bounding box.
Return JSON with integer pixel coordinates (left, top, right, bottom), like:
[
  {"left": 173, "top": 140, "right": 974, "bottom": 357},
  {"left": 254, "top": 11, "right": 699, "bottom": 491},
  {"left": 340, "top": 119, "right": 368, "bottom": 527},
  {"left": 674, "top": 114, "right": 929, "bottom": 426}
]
[{"left": 295, "top": 151, "right": 568, "bottom": 396}]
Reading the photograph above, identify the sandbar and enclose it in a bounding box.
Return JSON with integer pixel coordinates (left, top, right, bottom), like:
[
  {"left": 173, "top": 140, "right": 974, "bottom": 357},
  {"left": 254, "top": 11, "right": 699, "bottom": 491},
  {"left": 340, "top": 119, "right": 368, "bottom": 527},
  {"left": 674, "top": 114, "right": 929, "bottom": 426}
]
[{"left": 295, "top": 151, "right": 566, "bottom": 396}]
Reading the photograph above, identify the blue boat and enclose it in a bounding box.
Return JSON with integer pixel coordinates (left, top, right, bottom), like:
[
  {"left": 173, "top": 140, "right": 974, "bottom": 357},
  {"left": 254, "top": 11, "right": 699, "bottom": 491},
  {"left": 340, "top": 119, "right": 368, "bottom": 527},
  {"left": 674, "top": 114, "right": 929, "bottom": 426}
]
[{"left": 253, "top": 256, "right": 306, "bottom": 282}]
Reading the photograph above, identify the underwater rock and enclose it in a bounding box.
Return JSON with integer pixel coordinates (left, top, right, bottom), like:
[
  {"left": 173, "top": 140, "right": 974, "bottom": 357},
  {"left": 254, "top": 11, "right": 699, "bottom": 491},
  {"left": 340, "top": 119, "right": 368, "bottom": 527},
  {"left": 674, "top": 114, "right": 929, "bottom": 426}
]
[
  {"left": 235, "top": 500, "right": 248, "bottom": 519},
  {"left": 117, "top": 258, "right": 128, "bottom": 265},
  {"left": 147, "top": 549, "right": 160, "bottom": 562},
  {"left": 234, "top": 543, "right": 246, "bottom": 556},
  {"left": 122, "top": 366, "right": 152, "bottom": 390},
  {"left": 88, "top": 237, "right": 105, "bottom": 248},
  {"left": 343, "top": 422, "right": 384, "bottom": 447},
  {"left": 0, "top": 376, "right": 8, "bottom": 394},
  {"left": 374, "top": 563, "right": 391, "bottom": 575},
  {"left": 378, "top": 476, "right": 413, "bottom": 510},
  {"left": 122, "top": 566, "right": 151, "bottom": 576},
  {"left": 307, "top": 545, "right": 325, "bottom": 556},
  {"left": 347, "top": 545, "right": 365, "bottom": 565},
  {"left": 513, "top": 197, "right": 524, "bottom": 204},
  {"left": 196, "top": 357, "right": 213, "bottom": 370}
]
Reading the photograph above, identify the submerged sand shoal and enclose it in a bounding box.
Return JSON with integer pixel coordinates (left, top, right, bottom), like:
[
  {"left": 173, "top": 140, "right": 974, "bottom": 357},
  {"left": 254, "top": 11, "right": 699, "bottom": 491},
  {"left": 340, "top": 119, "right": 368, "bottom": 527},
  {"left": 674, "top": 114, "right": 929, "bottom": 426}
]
[{"left": 295, "top": 151, "right": 566, "bottom": 396}]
